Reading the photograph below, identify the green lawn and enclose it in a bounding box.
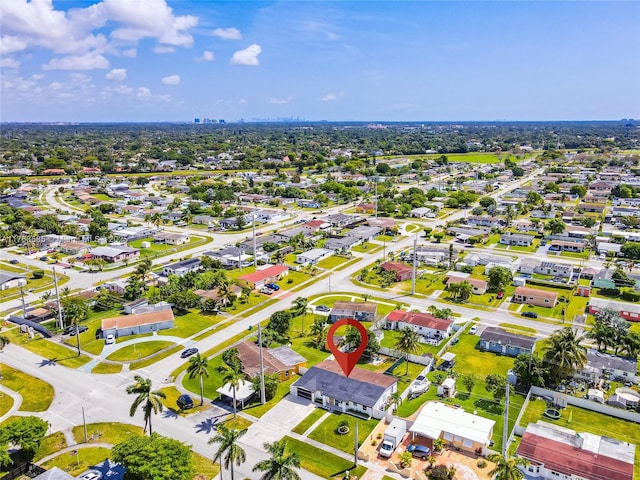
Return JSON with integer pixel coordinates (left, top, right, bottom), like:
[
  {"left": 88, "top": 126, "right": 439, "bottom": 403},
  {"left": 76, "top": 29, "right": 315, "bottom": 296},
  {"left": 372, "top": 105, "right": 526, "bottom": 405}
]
[
  {"left": 317, "top": 256, "right": 349, "bottom": 269},
  {"left": 91, "top": 362, "right": 123, "bottom": 374},
  {"left": 0, "top": 391, "right": 14, "bottom": 416},
  {"left": 308, "top": 412, "right": 379, "bottom": 454},
  {"left": 72, "top": 422, "right": 144, "bottom": 445},
  {"left": 243, "top": 377, "right": 297, "bottom": 418},
  {"left": 166, "top": 310, "right": 223, "bottom": 337},
  {"left": 446, "top": 328, "right": 515, "bottom": 379},
  {"left": 129, "top": 345, "right": 183, "bottom": 370},
  {"left": 4, "top": 329, "right": 91, "bottom": 368},
  {"left": 498, "top": 323, "right": 537, "bottom": 335},
  {"left": 41, "top": 447, "right": 110, "bottom": 477},
  {"left": 292, "top": 408, "right": 327, "bottom": 435},
  {"left": 34, "top": 432, "right": 68, "bottom": 462},
  {"left": 379, "top": 330, "right": 441, "bottom": 357},
  {"left": 106, "top": 341, "right": 174, "bottom": 362},
  {"left": 0, "top": 363, "right": 54, "bottom": 412},
  {"left": 192, "top": 451, "right": 221, "bottom": 479},
  {"left": 282, "top": 436, "right": 367, "bottom": 479},
  {"left": 352, "top": 242, "right": 383, "bottom": 254},
  {"left": 558, "top": 250, "right": 591, "bottom": 260},
  {"left": 182, "top": 355, "right": 229, "bottom": 400}
]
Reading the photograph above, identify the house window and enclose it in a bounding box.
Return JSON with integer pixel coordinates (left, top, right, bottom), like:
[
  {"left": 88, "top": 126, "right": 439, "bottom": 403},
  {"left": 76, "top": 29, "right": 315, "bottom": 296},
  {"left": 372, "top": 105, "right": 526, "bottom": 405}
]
[
  {"left": 462, "top": 438, "right": 473, "bottom": 448},
  {"left": 454, "top": 435, "right": 462, "bottom": 443},
  {"left": 443, "top": 432, "right": 453, "bottom": 441}
]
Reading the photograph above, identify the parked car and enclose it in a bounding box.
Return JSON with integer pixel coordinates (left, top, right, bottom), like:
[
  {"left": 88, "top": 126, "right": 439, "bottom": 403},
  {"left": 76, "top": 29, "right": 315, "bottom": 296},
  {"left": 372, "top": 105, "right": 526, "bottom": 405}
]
[
  {"left": 315, "top": 305, "right": 330, "bottom": 312},
  {"left": 78, "top": 471, "right": 103, "bottom": 480},
  {"left": 265, "top": 283, "right": 280, "bottom": 291},
  {"left": 522, "top": 311, "right": 538, "bottom": 318},
  {"left": 104, "top": 334, "right": 116, "bottom": 345},
  {"left": 260, "top": 287, "right": 274, "bottom": 295},
  {"left": 180, "top": 347, "right": 199, "bottom": 358},
  {"left": 407, "top": 444, "right": 431, "bottom": 459},
  {"left": 469, "top": 325, "right": 478, "bottom": 335},
  {"left": 9, "top": 259, "right": 19, "bottom": 265},
  {"left": 47, "top": 249, "right": 56, "bottom": 254},
  {"left": 40, "top": 256, "right": 48, "bottom": 261},
  {"left": 177, "top": 394, "right": 194, "bottom": 410}
]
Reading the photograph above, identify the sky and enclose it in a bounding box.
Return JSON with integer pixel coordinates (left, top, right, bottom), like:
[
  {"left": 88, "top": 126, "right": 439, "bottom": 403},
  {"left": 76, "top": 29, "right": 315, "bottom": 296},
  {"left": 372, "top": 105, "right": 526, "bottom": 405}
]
[{"left": 1, "top": 0, "right": 639, "bottom": 123}]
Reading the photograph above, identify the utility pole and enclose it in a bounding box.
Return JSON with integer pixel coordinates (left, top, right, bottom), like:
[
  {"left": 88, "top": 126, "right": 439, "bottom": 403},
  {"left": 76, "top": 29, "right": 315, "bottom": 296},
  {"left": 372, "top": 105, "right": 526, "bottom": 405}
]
[
  {"left": 354, "top": 421, "right": 359, "bottom": 466},
  {"left": 258, "top": 324, "right": 266, "bottom": 405},
  {"left": 82, "top": 405, "right": 88, "bottom": 443},
  {"left": 19, "top": 285, "right": 27, "bottom": 319},
  {"left": 502, "top": 380, "right": 510, "bottom": 456},
  {"left": 374, "top": 180, "right": 378, "bottom": 219},
  {"left": 411, "top": 235, "right": 417, "bottom": 295},
  {"left": 53, "top": 267, "right": 64, "bottom": 330}
]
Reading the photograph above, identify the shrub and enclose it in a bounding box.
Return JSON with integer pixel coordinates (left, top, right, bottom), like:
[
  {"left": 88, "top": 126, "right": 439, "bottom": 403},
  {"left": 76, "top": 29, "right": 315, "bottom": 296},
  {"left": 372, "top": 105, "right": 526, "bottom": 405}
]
[
  {"left": 477, "top": 459, "right": 487, "bottom": 468},
  {"left": 32, "top": 270, "right": 45, "bottom": 279},
  {"left": 621, "top": 289, "right": 640, "bottom": 302}
]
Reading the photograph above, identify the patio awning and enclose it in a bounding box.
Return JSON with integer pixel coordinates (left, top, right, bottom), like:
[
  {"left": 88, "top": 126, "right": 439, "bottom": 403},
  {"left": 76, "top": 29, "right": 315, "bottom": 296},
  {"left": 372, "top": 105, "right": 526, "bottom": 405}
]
[
  {"left": 441, "top": 352, "right": 456, "bottom": 362},
  {"left": 216, "top": 380, "right": 254, "bottom": 403}
]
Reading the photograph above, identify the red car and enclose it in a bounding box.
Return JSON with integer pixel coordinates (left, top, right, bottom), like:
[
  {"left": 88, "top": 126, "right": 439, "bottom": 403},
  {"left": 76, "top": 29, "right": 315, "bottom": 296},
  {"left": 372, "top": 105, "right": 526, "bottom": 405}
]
[{"left": 497, "top": 291, "right": 504, "bottom": 299}]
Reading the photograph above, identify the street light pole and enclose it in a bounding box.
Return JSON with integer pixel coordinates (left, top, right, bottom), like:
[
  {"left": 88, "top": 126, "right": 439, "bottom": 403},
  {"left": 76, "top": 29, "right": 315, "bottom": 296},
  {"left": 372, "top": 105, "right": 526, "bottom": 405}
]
[{"left": 82, "top": 405, "right": 88, "bottom": 443}]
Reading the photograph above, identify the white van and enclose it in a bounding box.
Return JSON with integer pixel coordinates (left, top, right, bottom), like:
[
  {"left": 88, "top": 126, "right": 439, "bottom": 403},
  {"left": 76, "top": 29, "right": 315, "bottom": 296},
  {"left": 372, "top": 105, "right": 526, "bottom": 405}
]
[{"left": 105, "top": 334, "right": 115, "bottom": 345}]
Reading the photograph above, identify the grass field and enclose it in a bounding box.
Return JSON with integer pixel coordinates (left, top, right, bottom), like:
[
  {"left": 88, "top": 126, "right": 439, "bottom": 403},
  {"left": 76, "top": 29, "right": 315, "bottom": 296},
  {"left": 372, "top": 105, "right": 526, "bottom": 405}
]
[
  {"left": 72, "top": 422, "right": 145, "bottom": 444},
  {"left": 243, "top": 377, "right": 297, "bottom": 418},
  {"left": 41, "top": 447, "right": 110, "bottom": 477},
  {"left": 91, "top": 362, "right": 123, "bottom": 374},
  {"left": 307, "top": 412, "right": 379, "bottom": 453},
  {"left": 106, "top": 341, "right": 175, "bottom": 362},
  {"left": 34, "top": 432, "right": 68, "bottom": 462},
  {"left": 317, "top": 256, "right": 349, "bottom": 269},
  {"left": 3, "top": 328, "right": 91, "bottom": 368},
  {"left": 292, "top": 408, "right": 327, "bottom": 435},
  {"left": 282, "top": 436, "right": 366, "bottom": 479},
  {"left": 0, "top": 363, "right": 55, "bottom": 411},
  {"left": 0, "top": 391, "right": 14, "bottom": 416}
]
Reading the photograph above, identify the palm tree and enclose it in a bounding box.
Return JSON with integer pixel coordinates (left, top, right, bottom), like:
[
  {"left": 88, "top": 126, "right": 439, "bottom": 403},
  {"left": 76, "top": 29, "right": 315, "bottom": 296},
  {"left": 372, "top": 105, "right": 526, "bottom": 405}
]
[
  {"left": 252, "top": 439, "right": 301, "bottom": 480},
  {"left": 487, "top": 453, "right": 529, "bottom": 480},
  {"left": 394, "top": 327, "right": 421, "bottom": 375},
  {"left": 222, "top": 368, "right": 245, "bottom": 419},
  {"left": 389, "top": 391, "right": 402, "bottom": 413},
  {"left": 291, "top": 297, "right": 308, "bottom": 317},
  {"left": 309, "top": 318, "right": 327, "bottom": 349},
  {"left": 186, "top": 353, "right": 209, "bottom": 406},
  {"left": 134, "top": 257, "right": 153, "bottom": 280},
  {"left": 126, "top": 375, "right": 166, "bottom": 435},
  {"left": 542, "top": 327, "right": 587, "bottom": 382},
  {"left": 149, "top": 212, "right": 164, "bottom": 230},
  {"left": 209, "top": 425, "right": 247, "bottom": 480}
]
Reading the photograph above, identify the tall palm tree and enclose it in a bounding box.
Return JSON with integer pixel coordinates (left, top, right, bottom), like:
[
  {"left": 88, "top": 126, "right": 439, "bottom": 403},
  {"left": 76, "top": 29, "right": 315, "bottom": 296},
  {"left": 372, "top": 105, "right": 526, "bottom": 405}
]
[
  {"left": 209, "top": 425, "right": 247, "bottom": 480},
  {"left": 126, "top": 375, "right": 166, "bottom": 435},
  {"left": 222, "top": 368, "right": 245, "bottom": 419},
  {"left": 291, "top": 297, "right": 308, "bottom": 317},
  {"left": 542, "top": 327, "right": 587, "bottom": 382},
  {"left": 394, "top": 327, "right": 421, "bottom": 375},
  {"left": 0, "top": 335, "right": 10, "bottom": 351},
  {"left": 252, "top": 439, "right": 301, "bottom": 480},
  {"left": 186, "top": 353, "right": 209, "bottom": 406},
  {"left": 487, "top": 453, "right": 528, "bottom": 480},
  {"left": 134, "top": 257, "right": 153, "bottom": 280}
]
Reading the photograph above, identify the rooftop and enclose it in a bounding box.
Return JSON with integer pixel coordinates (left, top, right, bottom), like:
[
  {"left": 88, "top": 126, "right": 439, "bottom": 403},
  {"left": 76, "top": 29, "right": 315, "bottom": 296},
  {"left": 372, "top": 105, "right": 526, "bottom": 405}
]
[
  {"left": 386, "top": 310, "right": 453, "bottom": 331},
  {"left": 101, "top": 309, "right": 174, "bottom": 330},
  {"left": 410, "top": 402, "right": 495, "bottom": 445},
  {"left": 479, "top": 327, "right": 536, "bottom": 350}
]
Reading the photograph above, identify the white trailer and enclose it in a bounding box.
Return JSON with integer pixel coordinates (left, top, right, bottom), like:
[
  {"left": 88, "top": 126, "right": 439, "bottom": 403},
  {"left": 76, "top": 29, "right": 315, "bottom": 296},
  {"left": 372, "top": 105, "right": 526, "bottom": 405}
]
[{"left": 379, "top": 418, "right": 407, "bottom": 458}]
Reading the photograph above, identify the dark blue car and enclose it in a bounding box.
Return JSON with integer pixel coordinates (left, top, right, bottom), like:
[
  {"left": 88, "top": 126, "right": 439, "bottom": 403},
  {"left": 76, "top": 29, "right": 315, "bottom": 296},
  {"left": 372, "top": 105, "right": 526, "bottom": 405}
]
[{"left": 407, "top": 444, "right": 431, "bottom": 459}]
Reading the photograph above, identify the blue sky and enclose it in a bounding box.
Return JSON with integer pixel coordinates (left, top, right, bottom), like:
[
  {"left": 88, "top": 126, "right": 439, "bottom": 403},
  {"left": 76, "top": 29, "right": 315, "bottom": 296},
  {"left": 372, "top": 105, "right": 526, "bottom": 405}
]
[{"left": 1, "top": 0, "right": 639, "bottom": 122}]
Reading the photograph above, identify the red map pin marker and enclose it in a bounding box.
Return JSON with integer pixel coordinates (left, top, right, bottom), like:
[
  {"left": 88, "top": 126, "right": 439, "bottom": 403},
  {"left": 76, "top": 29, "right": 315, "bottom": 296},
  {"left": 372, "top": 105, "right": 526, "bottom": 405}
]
[{"left": 326, "top": 318, "right": 368, "bottom": 377}]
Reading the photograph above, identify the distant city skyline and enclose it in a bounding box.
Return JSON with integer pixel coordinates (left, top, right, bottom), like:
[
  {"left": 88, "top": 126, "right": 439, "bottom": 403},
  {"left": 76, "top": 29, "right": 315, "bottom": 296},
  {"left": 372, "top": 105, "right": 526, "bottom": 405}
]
[{"left": 1, "top": 1, "right": 639, "bottom": 122}]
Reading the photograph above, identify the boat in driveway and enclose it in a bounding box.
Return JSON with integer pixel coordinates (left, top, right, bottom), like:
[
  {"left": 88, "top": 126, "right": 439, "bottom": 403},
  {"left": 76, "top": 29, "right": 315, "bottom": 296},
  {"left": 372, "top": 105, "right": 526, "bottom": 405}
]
[{"left": 409, "top": 375, "right": 431, "bottom": 396}]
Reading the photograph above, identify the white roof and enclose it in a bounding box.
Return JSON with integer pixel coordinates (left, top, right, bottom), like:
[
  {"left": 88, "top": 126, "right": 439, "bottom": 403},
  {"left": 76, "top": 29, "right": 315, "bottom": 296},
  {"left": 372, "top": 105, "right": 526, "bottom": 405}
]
[
  {"left": 410, "top": 402, "right": 495, "bottom": 445},
  {"left": 216, "top": 379, "right": 254, "bottom": 401}
]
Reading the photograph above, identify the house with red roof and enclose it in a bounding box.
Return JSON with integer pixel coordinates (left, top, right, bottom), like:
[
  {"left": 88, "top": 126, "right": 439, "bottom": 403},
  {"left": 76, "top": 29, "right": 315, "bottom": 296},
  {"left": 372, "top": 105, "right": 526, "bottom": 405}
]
[
  {"left": 379, "top": 261, "right": 413, "bottom": 281},
  {"left": 384, "top": 310, "right": 453, "bottom": 339},
  {"left": 516, "top": 421, "right": 634, "bottom": 480},
  {"left": 446, "top": 274, "right": 488, "bottom": 294},
  {"left": 238, "top": 264, "right": 288, "bottom": 290}
]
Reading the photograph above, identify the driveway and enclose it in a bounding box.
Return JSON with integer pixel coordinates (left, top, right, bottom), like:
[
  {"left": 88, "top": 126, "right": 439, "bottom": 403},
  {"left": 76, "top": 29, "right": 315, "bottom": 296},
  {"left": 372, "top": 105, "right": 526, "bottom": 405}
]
[{"left": 242, "top": 395, "right": 315, "bottom": 449}]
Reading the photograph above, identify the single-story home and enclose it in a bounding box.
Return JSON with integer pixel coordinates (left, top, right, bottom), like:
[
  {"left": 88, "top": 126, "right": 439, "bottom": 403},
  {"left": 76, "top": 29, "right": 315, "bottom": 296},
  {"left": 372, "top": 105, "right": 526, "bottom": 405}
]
[
  {"left": 296, "top": 248, "right": 333, "bottom": 265},
  {"left": 88, "top": 245, "right": 140, "bottom": 263},
  {"left": 575, "top": 349, "right": 639, "bottom": 385},
  {"left": 58, "top": 241, "right": 91, "bottom": 255},
  {"left": 236, "top": 341, "right": 306, "bottom": 381},
  {"left": 101, "top": 308, "right": 174, "bottom": 338},
  {"left": 290, "top": 360, "right": 397, "bottom": 419},
  {"left": 445, "top": 274, "right": 488, "bottom": 295},
  {"left": 516, "top": 421, "right": 634, "bottom": 480},
  {"left": 328, "top": 301, "right": 378, "bottom": 323},
  {"left": 512, "top": 286, "right": 558, "bottom": 307},
  {"left": 410, "top": 207, "right": 435, "bottom": 218},
  {"left": 479, "top": 327, "right": 536, "bottom": 357},
  {"left": 238, "top": 264, "right": 289, "bottom": 290},
  {"left": 588, "top": 297, "right": 640, "bottom": 322},
  {"left": 410, "top": 402, "right": 495, "bottom": 454},
  {"left": 384, "top": 310, "right": 453, "bottom": 339},
  {"left": 193, "top": 286, "right": 242, "bottom": 306},
  {"left": 0, "top": 270, "right": 27, "bottom": 290},
  {"left": 153, "top": 231, "right": 190, "bottom": 245},
  {"left": 500, "top": 234, "right": 534, "bottom": 247},
  {"left": 534, "top": 261, "right": 573, "bottom": 278},
  {"left": 379, "top": 261, "right": 413, "bottom": 282},
  {"left": 550, "top": 239, "right": 585, "bottom": 252},
  {"left": 324, "top": 236, "right": 360, "bottom": 252},
  {"left": 162, "top": 258, "right": 201, "bottom": 277}
]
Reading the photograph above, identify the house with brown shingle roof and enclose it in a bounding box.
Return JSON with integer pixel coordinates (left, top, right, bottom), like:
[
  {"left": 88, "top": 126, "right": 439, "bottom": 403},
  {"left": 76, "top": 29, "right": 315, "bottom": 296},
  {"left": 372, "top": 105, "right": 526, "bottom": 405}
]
[
  {"left": 236, "top": 341, "right": 306, "bottom": 381},
  {"left": 384, "top": 310, "right": 453, "bottom": 339},
  {"left": 512, "top": 286, "right": 558, "bottom": 307}
]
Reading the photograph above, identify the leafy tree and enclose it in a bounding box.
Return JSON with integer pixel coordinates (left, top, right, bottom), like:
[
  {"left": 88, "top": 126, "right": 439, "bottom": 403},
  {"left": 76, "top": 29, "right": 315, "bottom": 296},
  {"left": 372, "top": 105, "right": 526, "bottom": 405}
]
[
  {"left": 61, "top": 295, "right": 89, "bottom": 327},
  {"left": 570, "top": 185, "right": 587, "bottom": 197},
  {"left": 457, "top": 280, "right": 472, "bottom": 301},
  {"left": 394, "top": 327, "right": 421, "bottom": 375},
  {"left": 124, "top": 275, "right": 147, "bottom": 301},
  {"left": 222, "top": 347, "right": 242, "bottom": 371},
  {"left": 621, "top": 242, "right": 640, "bottom": 260},
  {"left": 428, "top": 464, "right": 456, "bottom": 480},
  {"left": 126, "top": 376, "right": 166, "bottom": 435},
  {"left": 186, "top": 353, "right": 209, "bottom": 406},
  {"left": 546, "top": 218, "right": 565, "bottom": 235},
  {"left": 485, "top": 373, "right": 508, "bottom": 401},
  {"left": 267, "top": 310, "right": 293, "bottom": 338},
  {"left": 93, "top": 288, "right": 121, "bottom": 311},
  {"left": 112, "top": 433, "right": 193, "bottom": 480},
  {"left": 209, "top": 425, "right": 247, "bottom": 480},
  {"left": 252, "top": 439, "right": 301, "bottom": 480},
  {"left": 290, "top": 297, "right": 308, "bottom": 317},
  {"left": 251, "top": 373, "right": 279, "bottom": 401},
  {"left": 487, "top": 266, "right": 513, "bottom": 293},
  {"left": 309, "top": 318, "right": 328, "bottom": 349},
  {"left": 512, "top": 353, "right": 547, "bottom": 388},
  {"left": 487, "top": 453, "right": 528, "bottom": 480},
  {"left": 460, "top": 374, "right": 476, "bottom": 394},
  {"left": 0, "top": 416, "right": 48, "bottom": 464},
  {"left": 398, "top": 451, "right": 413, "bottom": 468},
  {"left": 479, "top": 197, "right": 496, "bottom": 208}
]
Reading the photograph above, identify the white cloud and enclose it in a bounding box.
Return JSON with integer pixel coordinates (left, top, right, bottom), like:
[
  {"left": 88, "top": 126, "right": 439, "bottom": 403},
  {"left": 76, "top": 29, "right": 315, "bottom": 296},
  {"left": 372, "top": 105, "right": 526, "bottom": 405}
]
[
  {"left": 269, "top": 96, "right": 292, "bottom": 105},
  {"left": 321, "top": 91, "right": 344, "bottom": 101},
  {"left": 212, "top": 27, "right": 242, "bottom": 40},
  {"left": 198, "top": 50, "right": 214, "bottom": 61},
  {"left": 105, "top": 68, "right": 126, "bottom": 80},
  {"left": 0, "top": 35, "right": 27, "bottom": 55},
  {"left": 0, "top": 57, "right": 19, "bottom": 69},
  {"left": 230, "top": 44, "right": 262, "bottom": 66},
  {"left": 161, "top": 74, "right": 180, "bottom": 85},
  {"left": 153, "top": 46, "right": 175, "bottom": 54},
  {"left": 121, "top": 48, "right": 137, "bottom": 58},
  {"left": 43, "top": 52, "right": 109, "bottom": 70},
  {"left": 136, "top": 86, "right": 151, "bottom": 98},
  {"left": 113, "top": 84, "right": 133, "bottom": 95}
]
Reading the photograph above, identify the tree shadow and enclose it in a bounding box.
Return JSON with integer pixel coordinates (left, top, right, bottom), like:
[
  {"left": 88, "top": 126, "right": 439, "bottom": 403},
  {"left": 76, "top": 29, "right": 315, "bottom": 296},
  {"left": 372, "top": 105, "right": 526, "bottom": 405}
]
[
  {"left": 474, "top": 398, "right": 503, "bottom": 415},
  {"left": 162, "top": 408, "right": 179, "bottom": 419},
  {"left": 330, "top": 466, "right": 357, "bottom": 478},
  {"left": 195, "top": 417, "right": 221, "bottom": 434},
  {"left": 38, "top": 358, "right": 57, "bottom": 367}
]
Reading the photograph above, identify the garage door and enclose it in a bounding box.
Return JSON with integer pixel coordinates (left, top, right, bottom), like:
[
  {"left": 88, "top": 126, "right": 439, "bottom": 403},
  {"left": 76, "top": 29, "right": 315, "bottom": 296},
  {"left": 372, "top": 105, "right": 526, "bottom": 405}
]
[{"left": 297, "top": 388, "right": 312, "bottom": 400}]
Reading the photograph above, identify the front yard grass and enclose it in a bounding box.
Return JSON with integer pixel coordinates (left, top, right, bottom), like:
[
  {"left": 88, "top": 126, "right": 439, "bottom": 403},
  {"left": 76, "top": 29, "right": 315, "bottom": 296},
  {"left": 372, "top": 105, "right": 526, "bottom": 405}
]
[
  {"left": 308, "top": 412, "right": 379, "bottom": 454},
  {"left": 33, "top": 432, "right": 67, "bottom": 462},
  {"left": 41, "top": 447, "right": 110, "bottom": 477},
  {"left": 446, "top": 330, "right": 515, "bottom": 379},
  {"left": 292, "top": 408, "right": 327, "bottom": 435},
  {"left": 166, "top": 310, "right": 222, "bottom": 338},
  {"left": 91, "top": 362, "right": 123, "bottom": 374},
  {"left": 0, "top": 391, "right": 14, "bottom": 416},
  {"left": 3, "top": 329, "right": 91, "bottom": 368},
  {"left": 106, "top": 341, "right": 175, "bottom": 362},
  {"left": 0, "top": 364, "right": 54, "bottom": 411},
  {"left": 317, "top": 256, "right": 349, "bottom": 269},
  {"left": 283, "top": 436, "right": 367, "bottom": 479},
  {"left": 71, "top": 422, "right": 144, "bottom": 445}
]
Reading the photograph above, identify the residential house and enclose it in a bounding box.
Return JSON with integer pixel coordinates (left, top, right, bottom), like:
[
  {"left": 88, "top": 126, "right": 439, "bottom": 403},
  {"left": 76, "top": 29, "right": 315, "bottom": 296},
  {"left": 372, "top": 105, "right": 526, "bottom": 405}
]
[
  {"left": 575, "top": 349, "right": 639, "bottom": 385},
  {"left": 193, "top": 286, "right": 242, "bottom": 307},
  {"left": 153, "top": 231, "right": 190, "bottom": 245},
  {"left": 238, "top": 264, "right": 289, "bottom": 290},
  {"left": 273, "top": 227, "right": 307, "bottom": 244},
  {"left": 89, "top": 245, "right": 140, "bottom": 263},
  {"left": 550, "top": 239, "right": 585, "bottom": 253},
  {"left": 445, "top": 273, "right": 487, "bottom": 294},
  {"left": 324, "top": 236, "right": 360, "bottom": 253},
  {"left": 588, "top": 297, "right": 640, "bottom": 322},
  {"left": 579, "top": 203, "right": 606, "bottom": 214},
  {"left": 0, "top": 270, "right": 26, "bottom": 290},
  {"left": 290, "top": 360, "right": 397, "bottom": 419},
  {"left": 379, "top": 261, "right": 413, "bottom": 282},
  {"left": 236, "top": 341, "right": 306, "bottom": 381},
  {"left": 516, "top": 421, "right": 634, "bottom": 480},
  {"left": 479, "top": 327, "right": 535, "bottom": 357},
  {"left": 302, "top": 220, "right": 331, "bottom": 232},
  {"left": 345, "top": 226, "right": 381, "bottom": 242},
  {"left": 204, "top": 247, "right": 253, "bottom": 269},
  {"left": 192, "top": 215, "right": 216, "bottom": 227},
  {"left": 409, "top": 402, "right": 495, "bottom": 454},
  {"left": 447, "top": 226, "right": 490, "bottom": 243},
  {"left": 58, "top": 241, "right": 90, "bottom": 255},
  {"left": 112, "top": 226, "right": 156, "bottom": 241},
  {"left": 512, "top": 287, "right": 558, "bottom": 307},
  {"left": 104, "top": 279, "right": 128, "bottom": 295},
  {"left": 162, "top": 258, "right": 201, "bottom": 277},
  {"left": 466, "top": 215, "right": 501, "bottom": 228},
  {"left": 410, "top": 207, "right": 435, "bottom": 218},
  {"left": 33, "top": 467, "right": 75, "bottom": 480},
  {"left": 596, "top": 241, "right": 622, "bottom": 256},
  {"left": 324, "top": 213, "right": 360, "bottom": 228},
  {"left": 118, "top": 204, "right": 144, "bottom": 216},
  {"left": 101, "top": 308, "right": 175, "bottom": 338},
  {"left": 296, "top": 248, "right": 333, "bottom": 265},
  {"left": 534, "top": 261, "right": 573, "bottom": 278},
  {"left": 384, "top": 310, "right": 453, "bottom": 339},
  {"left": 328, "top": 301, "right": 378, "bottom": 323},
  {"left": 499, "top": 234, "right": 534, "bottom": 247},
  {"left": 355, "top": 203, "right": 376, "bottom": 214},
  {"left": 296, "top": 199, "right": 321, "bottom": 208}
]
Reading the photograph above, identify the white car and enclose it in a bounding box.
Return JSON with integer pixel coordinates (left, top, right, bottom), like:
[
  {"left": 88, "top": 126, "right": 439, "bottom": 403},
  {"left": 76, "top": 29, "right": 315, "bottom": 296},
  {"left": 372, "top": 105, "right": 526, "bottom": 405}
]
[
  {"left": 78, "top": 470, "right": 103, "bottom": 480},
  {"left": 469, "top": 325, "right": 478, "bottom": 335},
  {"left": 104, "top": 334, "right": 115, "bottom": 345}
]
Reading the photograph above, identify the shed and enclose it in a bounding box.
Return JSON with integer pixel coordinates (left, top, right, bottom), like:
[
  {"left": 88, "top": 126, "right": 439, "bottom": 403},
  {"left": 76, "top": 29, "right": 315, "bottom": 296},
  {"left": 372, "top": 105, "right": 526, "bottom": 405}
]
[
  {"left": 438, "top": 377, "right": 456, "bottom": 398},
  {"left": 587, "top": 389, "right": 604, "bottom": 403}
]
